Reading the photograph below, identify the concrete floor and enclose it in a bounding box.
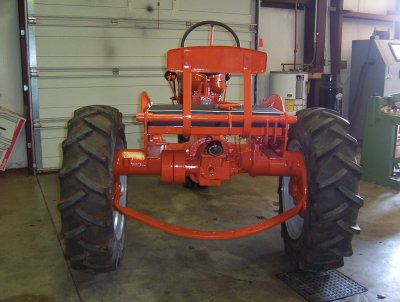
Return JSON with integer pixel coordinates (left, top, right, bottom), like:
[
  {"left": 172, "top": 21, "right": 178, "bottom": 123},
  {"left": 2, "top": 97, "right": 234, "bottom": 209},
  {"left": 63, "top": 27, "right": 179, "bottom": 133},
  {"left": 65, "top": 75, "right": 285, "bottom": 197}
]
[{"left": 0, "top": 170, "right": 399, "bottom": 302}]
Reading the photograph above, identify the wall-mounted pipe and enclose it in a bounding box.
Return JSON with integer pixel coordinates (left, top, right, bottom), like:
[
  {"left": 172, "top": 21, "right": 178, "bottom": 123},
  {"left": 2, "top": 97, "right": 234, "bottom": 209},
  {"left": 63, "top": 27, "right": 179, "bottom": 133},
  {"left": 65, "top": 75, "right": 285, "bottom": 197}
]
[
  {"left": 294, "top": 0, "right": 298, "bottom": 69},
  {"left": 308, "top": 0, "right": 318, "bottom": 65}
]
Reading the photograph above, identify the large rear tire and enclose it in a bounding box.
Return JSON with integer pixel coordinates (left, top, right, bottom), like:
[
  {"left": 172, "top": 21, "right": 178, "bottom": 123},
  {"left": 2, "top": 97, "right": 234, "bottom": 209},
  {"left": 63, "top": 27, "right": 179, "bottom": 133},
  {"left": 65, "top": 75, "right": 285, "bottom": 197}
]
[
  {"left": 279, "top": 108, "right": 363, "bottom": 272},
  {"left": 59, "top": 105, "right": 127, "bottom": 271}
]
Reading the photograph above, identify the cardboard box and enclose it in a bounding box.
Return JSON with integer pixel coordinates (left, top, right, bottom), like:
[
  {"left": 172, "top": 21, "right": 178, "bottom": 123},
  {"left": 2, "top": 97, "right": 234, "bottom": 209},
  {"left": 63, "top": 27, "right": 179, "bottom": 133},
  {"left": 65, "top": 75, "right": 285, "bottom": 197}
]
[{"left": 0, "top": 106, "right": 26, "bottom": 171}]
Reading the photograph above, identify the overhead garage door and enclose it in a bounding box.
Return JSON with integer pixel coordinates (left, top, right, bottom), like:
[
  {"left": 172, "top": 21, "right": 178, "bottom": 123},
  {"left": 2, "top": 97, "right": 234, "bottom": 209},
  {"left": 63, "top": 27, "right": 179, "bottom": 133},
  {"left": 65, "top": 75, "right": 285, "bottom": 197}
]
[{"left": 27, "top": 0, "right": 258, "bottom": 172}]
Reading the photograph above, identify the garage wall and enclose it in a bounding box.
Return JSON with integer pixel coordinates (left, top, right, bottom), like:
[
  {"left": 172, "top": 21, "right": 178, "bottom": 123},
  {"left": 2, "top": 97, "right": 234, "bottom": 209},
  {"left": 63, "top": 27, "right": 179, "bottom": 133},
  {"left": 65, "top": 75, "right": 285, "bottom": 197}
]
[
  {"left": 27, "top": 0, "right": 257, "bottom": 171},
  {"left": 257, "top": 7, "right": 305, "bottom": 102},
  {"left": 24, "top": 0, "right": 397, "bottom": 171},
  {"left": 257, "top": 0, "right": 396, "bottom": 117},
  {"left": 0, "top": 0, "right": 27, "bottom": 169}
]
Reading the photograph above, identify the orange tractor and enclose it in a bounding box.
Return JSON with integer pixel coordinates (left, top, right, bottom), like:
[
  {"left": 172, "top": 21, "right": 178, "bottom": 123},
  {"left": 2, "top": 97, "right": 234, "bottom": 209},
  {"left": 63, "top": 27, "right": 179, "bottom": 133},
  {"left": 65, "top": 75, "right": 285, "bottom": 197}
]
[{"left": 59, "top": 21, "right": 363, "bottom": 272}]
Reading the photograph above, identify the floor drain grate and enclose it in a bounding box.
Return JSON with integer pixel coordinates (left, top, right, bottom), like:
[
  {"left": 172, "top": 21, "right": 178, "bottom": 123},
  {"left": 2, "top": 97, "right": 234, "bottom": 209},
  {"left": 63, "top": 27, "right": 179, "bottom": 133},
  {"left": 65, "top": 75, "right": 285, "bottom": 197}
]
[{"left": 276, "top": 269, "right": 367, "bottom": 302}]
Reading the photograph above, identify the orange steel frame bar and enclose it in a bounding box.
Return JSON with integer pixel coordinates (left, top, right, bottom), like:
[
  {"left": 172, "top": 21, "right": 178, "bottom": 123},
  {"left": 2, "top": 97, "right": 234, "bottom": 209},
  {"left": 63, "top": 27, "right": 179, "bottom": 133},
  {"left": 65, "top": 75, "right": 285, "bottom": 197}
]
[{"left": 112, "top": 46, "right": 308, "bottom": 240}]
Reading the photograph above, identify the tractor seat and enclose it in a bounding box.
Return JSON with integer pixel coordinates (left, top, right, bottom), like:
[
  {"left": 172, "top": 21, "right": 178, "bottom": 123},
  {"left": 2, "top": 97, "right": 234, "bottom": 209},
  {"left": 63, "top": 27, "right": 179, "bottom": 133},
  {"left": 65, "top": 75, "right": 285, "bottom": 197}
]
[{"left": 148, "top": 104, "right": 283, "bottom": 115}]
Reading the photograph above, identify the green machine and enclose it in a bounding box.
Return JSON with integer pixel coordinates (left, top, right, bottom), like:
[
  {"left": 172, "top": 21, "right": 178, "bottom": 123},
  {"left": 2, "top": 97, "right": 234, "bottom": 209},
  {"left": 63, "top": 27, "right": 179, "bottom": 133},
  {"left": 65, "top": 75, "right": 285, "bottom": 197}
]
[{"left": 361, "top": 94, "right": 400, "bottom": 190}]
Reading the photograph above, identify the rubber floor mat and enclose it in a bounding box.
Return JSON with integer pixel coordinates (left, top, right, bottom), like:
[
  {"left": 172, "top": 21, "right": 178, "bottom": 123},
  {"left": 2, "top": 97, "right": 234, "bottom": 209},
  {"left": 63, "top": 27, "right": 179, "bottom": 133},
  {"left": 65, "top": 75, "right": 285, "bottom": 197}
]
[{"left": 276, "top": 270, "right": 367, "bottom": 302}]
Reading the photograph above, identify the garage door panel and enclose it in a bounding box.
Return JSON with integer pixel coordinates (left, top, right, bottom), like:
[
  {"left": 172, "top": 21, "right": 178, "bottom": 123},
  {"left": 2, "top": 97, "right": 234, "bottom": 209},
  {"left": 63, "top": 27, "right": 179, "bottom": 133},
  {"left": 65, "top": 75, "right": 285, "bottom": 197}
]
[
  {"left": 35, "top": 36, "right": 251, "bottom": 58},
  {"left": 35, "top": 76, "right": 245, "bottom": 119},
  {"left": 28, "top": 0, "right": 256, "bottom": 170},
  {"left": 34, "top": 26, "right": 184, "bottom": 39},
  {"left": 38, "top": 85, "right": 171, "bottom": 108},
  {"left": 34, "top": 0, "right": 129, "bottom": 8},
  {"left": 36, "top": 39, "right": 252, "bottom": 69},
  {"left": 35, "top": 26, "right": 252, "bottom": 41},
  {"left": 35, "top": 36, "right": 179, "bottom": 57},
  {"left": 35, "top": 70, "right": 165, "bottom": 78},
  {"left": 132, "top": 0, "right": 172, "bottom": 10},
  {"left": 38, "top": 128, "right": 67, "bottom": 140},
  {"left": 38, "top": 105, "right": 141, "bottom": 120},
  {"left": 37, "top": 85, "right": 167, "bottom": 106},
  {"left": 37, "top": 56, "right": 164, "bottom": 69},
  {"left": 225, "top": 84, "right": 244, "bottom": 102},
  {"left": 39, "top": 104, "right": 138, "bottom": 119},
  {"left": 37, "top": 74, "right": 244, "bottom": 89},
  {"left": 37, "top": 76, "right": 168, "bottom": 89},
  {"left": 37, "top": 121, "right": 142, "bottom": 139},
  {"left": 42, "top": 157, "right": 61, "bottom": 169},
  {"left": 37, "top": 82, "right": 244, "bottom": 110},
  {"left": 32, "top": 0, "right": 134, "bottom": 19},
  {"left": 125, "top": 124, "right": 144, "bottom": 148},
  {"left": 32, "top": 2, "right": 195, "bottom": 21},
  {"left": 172, "top": 12, "right": 252, "bottom": 24},
  {"left": 31, "top": 7, "right": 135, "bottom": 20},
  {"left": 124, "top": 124, "right": 143, "bottom": 132},
  {"left": 34, "top": 28, "right": 184, "bottom": 45},
  {"left": 178, "top": 0, "right": 251, "bottom": 15},
  {"left": 41, "top": 137, "right": 62, "bottom": 158},
  {"left": 32, "top": 0, "right": 252, "bottom": 23}
]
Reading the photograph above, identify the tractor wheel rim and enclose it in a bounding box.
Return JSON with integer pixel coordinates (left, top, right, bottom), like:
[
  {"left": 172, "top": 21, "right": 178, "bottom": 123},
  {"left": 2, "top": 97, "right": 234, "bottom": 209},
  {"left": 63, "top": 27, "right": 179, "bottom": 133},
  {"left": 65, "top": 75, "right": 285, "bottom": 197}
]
[
  {"left": 113, "top": 175, "right": 127, "bottom": 240},
  {"left": 282, "top": 139, "right": 304, "bottom": 240}
]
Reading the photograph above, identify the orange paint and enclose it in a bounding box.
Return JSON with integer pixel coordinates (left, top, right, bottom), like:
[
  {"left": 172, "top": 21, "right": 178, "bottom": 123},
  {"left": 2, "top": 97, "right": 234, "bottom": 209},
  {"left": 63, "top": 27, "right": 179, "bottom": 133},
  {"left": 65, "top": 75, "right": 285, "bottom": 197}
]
[{"left": 112, "top": 44, "right": 307, "bottom": 239}]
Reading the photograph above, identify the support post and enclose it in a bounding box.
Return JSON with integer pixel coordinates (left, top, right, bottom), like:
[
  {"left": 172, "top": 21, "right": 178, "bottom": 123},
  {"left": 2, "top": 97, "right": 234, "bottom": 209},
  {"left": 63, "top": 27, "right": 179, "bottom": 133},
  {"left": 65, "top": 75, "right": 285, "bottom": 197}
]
[
  {"left": 18, "top": 0, "right": 35, "bottom": 174},
  {"left": 395, "top": 0, "right": 400, "bottom": 39},
  {"left": 330, "top": 0, "right": 344, "bottom": 77},
  {"left": 304, "top": 0, "right": 327, "bottom": 107}
]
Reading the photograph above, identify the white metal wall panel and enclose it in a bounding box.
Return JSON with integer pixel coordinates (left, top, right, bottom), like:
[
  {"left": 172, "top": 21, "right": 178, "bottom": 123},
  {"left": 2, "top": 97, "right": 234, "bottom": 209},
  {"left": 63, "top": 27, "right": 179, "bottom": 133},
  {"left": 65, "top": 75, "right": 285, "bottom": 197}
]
[{"left": 27, "top": 0, "right": 256, "bottom": 171}]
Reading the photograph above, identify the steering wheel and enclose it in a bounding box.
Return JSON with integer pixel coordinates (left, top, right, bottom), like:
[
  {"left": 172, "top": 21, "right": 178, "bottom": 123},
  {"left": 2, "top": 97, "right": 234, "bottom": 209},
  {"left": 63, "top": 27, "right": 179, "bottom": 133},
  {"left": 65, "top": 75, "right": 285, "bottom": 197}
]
[{"left": 180, "top": 20, "right": 241, "bottom": 48}]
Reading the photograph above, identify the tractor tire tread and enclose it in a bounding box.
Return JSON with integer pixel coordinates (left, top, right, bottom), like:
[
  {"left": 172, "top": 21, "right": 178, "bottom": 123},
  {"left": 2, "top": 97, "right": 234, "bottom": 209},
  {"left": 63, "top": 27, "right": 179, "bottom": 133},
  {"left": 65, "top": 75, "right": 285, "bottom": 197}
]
[
  {"left": 332, "top": 246, "right": 354, "bottom": 257},
  {"left": 309, "top": 117, "right": 335, "bottom": 136},
  {"left": 76, "top": 208, "right": 108, "bottom": 227},
  {"left": 337, "top": 219, "right": 361, "bottom": 235},
  {"left": 59, "top": 105, "right": 125, "bottom": 272},
  {"left": 334, "top": 153, "right": 363, "bottom": 175},
  {"left": 328, "top": 127, "right": 358, "bottom": 146},
  {"left": 62, "top": 128, "right": 92, "bottom": 149},
  {"left": 337, "top": 185, "right": 364, "bottom": 207},
  {"left": 318, "top": 202, "right": 349, "bottom": 222},
  {"left": 79, "top": 141, "right": 108, "bottom": 166},
  {"left": 76, "top": 240, "right": 107, "bottom": 253},
  {"left": 62, "top": 225, "right": 87, "bottom": 240},
  {"left": 69, "top": 253, "right": 87, "bottom": 262},
  {"left": 59, "top": 157, "right": 89, "bottom": 179},
  {"left": 320, "top": 110, "right": 350, "bottom": 127},
  {"left": 75, "top": 173, "right": 107, "bottom": 196},
  {"left": 84, "top": 117, "right": 111, "bottom": 138},
  {"left": 58, "top": 190, "right": 86, "bottom": 210},
  {"left": 316, "top": 234, "right": 345, "bottom": 248},
  {"left": 82, "top": 260, "right": 115, "bottom": 270},
  {"left": 318, "top": 168, "right": 348, "bottom": 190},
  {"left": 315, "top": 138, "right": 342, "bottom": 159},
  {"left": 280, "top": 107, "right": 362, "bottom": 272}
]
